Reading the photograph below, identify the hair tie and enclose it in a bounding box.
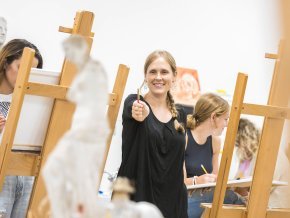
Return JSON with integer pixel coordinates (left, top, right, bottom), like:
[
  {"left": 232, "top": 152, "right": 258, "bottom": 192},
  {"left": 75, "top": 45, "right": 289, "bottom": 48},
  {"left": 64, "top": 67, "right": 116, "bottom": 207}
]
[{"left": 192, "top": 113, "right": 199, "bottom": 123}]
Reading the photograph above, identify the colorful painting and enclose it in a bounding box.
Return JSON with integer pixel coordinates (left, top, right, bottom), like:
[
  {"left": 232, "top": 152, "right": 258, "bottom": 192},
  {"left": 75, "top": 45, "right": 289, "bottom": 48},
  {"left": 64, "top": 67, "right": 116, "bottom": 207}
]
[{"left": 172, "top": 67, "right": 201, "bottom": 106}]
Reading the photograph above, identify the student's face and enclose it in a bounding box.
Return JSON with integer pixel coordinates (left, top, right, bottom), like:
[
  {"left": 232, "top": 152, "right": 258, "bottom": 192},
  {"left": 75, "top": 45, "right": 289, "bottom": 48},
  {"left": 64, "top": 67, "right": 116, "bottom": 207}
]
[
  {"left": 145, "top": 57, "right": 176, "bottom": 97},
  {"left": 212, "top": 111, "right": 229, "bottom": 136},
  {"left": 5, "top": 57, "right": 39, "bottom": 88}
]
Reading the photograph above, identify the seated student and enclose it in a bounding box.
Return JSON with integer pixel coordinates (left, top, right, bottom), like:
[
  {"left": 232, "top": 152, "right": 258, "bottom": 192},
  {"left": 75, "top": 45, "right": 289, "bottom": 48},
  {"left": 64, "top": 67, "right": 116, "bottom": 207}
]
[
  {"left": 0, "top": 39, "right": 43, "bottom": 218},
  {"left": 234, "top": 118, "right": 260, "bottom": 178},
  {"left": 184, "top": 93, "right": 244, "bottom": 218},
  {"left": 232, "top": 118, "right": 260, "bottom": 198}
]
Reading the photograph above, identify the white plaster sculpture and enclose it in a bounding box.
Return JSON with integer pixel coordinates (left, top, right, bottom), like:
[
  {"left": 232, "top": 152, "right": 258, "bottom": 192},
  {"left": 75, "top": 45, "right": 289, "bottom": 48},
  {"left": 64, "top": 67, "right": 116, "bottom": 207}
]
[
  {"left": 107, "top": 177, "right": 164, "bottom": 218},
  {"left": 0, "top": 17, "right": 7, "bottom": 47},
  {"left": 42, "top": 35, "right": 110, "bottom": 218}
]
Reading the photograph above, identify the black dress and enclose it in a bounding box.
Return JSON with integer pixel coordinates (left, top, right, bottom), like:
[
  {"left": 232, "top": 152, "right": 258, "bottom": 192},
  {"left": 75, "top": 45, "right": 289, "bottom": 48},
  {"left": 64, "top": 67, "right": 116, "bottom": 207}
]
[
  {"left": 175, "top": 104, "right": 194, "bottom": 118},
  {"left": 117, "top": 94, "right": 188, "bottom": 218}
]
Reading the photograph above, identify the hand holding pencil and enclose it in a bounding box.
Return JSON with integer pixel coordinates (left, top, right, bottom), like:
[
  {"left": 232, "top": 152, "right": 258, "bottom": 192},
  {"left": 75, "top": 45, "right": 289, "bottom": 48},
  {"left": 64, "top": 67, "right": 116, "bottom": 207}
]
[
  {"left": 137, "top": 80, "right": 145, "bottom": 103},
  {"left": 132, "top": 93, "right": 149, "bottom": 122},
  {"left": 133, "top": 81, "right": 149, "bottom": 122},
  {"left": 194, "top": 164, "right": 217, "bottom": 184},
  {"left": 201, "top": 164, "right": 208, "bottom": 174}
]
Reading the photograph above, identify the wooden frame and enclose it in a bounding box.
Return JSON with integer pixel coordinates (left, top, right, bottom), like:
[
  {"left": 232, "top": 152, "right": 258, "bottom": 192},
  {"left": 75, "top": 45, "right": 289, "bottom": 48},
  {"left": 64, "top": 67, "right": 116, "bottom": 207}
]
[
  {"left": 201, "top": 40, "right": 290, "bottom": 218},
  {"left": 0, "top": 11, "right": 129, "bottom": 217},
  {"left": 201, "top": 1, "right": 290, "bottom": 216}
]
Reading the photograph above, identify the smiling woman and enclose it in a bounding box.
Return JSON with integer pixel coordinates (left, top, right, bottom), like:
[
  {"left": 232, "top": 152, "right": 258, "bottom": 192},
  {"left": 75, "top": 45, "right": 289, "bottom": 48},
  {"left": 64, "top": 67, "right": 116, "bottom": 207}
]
[{"left": 117, "top": 50, "right": 188, "bottom": 218}]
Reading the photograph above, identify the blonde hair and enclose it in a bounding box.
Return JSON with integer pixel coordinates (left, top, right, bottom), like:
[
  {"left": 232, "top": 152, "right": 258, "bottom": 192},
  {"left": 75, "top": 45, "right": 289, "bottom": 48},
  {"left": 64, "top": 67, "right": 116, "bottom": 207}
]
[
  {"left": 235, "top": 118, "right": 260, "bottom": 161},
  {"left": 144, "top": 50, "right": 184, "bottom": 133},
  {"left": 187, "top": 93, "right": 229, "bottom": 130}
]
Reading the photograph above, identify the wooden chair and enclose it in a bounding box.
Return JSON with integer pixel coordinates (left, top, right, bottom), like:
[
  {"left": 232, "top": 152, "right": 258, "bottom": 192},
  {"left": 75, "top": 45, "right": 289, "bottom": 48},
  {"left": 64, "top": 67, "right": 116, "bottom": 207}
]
[{"left": 0, "top": 10, "right": 129, "bottom": 217}]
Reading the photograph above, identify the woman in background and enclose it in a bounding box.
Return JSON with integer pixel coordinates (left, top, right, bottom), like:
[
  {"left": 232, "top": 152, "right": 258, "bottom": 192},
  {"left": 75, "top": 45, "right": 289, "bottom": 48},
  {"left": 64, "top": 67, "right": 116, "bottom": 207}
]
[
  {"left": 233, "top": 118, "right": 260, "bottom": 198},
  {"left": 184, "top": 93, "right": 244, "bottom": 218},
  {"left": 235, "top": 118, "right": 260, "bottom": 179},
  {"left": 117, "top": 50, "right": 188, "bottom": 218},
  {"left": 0, "top": 39, "right": 43, "bottom": 218}
]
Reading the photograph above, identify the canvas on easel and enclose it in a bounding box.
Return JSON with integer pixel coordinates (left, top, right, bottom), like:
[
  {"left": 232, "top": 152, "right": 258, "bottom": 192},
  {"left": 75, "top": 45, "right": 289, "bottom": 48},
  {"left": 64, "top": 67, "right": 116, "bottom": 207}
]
[
  {"left": 12, "top": 68, "right": 60, "bottom": 151},
  {"left": 172, "top": 66, "right": 201, "bottom": 108}
]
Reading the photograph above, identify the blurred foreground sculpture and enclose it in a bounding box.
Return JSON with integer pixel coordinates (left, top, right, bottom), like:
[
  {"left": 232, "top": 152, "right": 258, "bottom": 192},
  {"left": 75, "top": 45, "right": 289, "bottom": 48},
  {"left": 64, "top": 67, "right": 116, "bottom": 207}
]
[
  {"left": 106, "top": 177, "right": 164, "bottom": 218},
  {"left": 0, "top": 17, "right": 7, "bottom": 47},
  {"left": 42, "top": 35, "right": 109, "bottom": 218}
]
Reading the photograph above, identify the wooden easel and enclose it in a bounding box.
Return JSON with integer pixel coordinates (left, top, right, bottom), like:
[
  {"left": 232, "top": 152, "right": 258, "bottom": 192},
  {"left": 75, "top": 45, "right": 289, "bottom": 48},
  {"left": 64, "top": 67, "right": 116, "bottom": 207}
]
[
  {"left": 201, "top": 3, "right": 290, "bottom": 217},
  {"left": 0, "top": 11, "right": 129, "bottom": 217}
]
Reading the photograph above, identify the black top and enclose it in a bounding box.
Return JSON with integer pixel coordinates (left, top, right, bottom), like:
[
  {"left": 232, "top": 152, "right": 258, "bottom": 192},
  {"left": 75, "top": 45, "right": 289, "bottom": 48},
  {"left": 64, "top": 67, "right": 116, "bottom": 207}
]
[
  {"left": 185, "top": 129, "right": 213, "bottom": 177},
  {"left": 118, "top": 94, "right": 188, "bottom": 218},
  {"left": 176, "top": 104, "right": 194, "bottom": 118}
]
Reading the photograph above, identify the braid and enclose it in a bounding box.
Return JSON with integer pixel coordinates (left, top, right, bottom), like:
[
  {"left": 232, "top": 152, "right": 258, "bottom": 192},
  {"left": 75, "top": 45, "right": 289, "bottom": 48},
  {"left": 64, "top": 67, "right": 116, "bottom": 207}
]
[
  {"left": 167, "top": 91, "right": 185, "bottom": 133},
  {"left": 167, "top": 91, "right": 178, "bottom": 117}
]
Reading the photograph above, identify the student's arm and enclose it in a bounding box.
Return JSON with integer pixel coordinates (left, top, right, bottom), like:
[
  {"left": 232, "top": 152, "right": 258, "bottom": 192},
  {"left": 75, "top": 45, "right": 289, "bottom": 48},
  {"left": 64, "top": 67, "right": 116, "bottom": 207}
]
[
  {"left": 212, "top": 136, "right": 221, "bottom": 175},
  {"left": 183, "top": 162, "right": 193, "bottom": 185},
  {"left": 184, "top": 165, "right": 217, "bottom": 185},
  {"left": 183, "top": 133, "right": 194, "bottom": 185},
  {"left": 0, "top": 114, "right": 5, "bottom": 133}
]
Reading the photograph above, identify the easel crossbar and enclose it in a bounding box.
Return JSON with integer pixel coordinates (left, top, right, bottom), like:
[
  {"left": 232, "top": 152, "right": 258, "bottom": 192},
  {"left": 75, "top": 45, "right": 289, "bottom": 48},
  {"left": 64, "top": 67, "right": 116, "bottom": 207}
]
[
  {"left": 25, "top": 82, "right": 68, "bottom": 100},
  {"left": 242, "top": 103, "right": 290, "bottom": 119},
  {"left": 25, "top": 82, "right": 118, "bottom": 106}
]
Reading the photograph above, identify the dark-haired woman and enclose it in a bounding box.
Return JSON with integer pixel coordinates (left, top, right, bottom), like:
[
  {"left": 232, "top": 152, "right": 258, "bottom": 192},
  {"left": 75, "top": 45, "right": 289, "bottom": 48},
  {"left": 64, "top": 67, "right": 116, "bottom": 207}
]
[{"left": 0, "top": 39, "right": 43, "bottom": 218}]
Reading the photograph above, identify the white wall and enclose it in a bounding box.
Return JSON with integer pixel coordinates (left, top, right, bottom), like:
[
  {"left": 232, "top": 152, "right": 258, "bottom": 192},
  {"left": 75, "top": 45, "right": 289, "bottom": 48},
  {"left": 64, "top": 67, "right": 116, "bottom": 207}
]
[{"left": 0, "top": 0, "right": 281, "bottom": 192}]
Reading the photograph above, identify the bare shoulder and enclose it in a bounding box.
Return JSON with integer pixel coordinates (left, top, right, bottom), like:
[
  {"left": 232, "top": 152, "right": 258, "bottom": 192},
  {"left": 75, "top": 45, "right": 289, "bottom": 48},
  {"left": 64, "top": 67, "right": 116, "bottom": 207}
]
[{"left": 212, "top": 136, "right": 221, "bottom": 153}]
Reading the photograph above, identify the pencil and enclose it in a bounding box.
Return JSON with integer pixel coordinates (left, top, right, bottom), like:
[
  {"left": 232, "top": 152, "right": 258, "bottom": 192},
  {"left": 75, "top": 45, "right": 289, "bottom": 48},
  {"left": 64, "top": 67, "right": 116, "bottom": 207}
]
[
  {"left": 201, "top": 164, "right": 208, "bottom": 174},
  {"left": 137, "top": 88, "right": 140, "bottom": 103}
]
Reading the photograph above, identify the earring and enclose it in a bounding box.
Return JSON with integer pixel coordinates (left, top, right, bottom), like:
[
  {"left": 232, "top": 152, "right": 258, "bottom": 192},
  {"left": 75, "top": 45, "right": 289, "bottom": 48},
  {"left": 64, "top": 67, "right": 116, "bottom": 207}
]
[{"left": 143, "top": 82, "right": 148, "bottom": 91}]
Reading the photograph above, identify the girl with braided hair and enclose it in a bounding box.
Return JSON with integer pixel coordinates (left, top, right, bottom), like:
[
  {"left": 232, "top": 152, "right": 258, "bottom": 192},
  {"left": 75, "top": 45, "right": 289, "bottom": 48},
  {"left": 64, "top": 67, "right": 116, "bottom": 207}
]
[{"left": 117, "top": 50, "right": 188, "bottom": 218}]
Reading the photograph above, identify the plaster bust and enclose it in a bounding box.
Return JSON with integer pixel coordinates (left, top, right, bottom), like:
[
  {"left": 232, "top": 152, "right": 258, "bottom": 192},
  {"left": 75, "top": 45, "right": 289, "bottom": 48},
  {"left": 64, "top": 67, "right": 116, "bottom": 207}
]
[{"left": 0, "top": 17, "right": 7, "bottom": 47}]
